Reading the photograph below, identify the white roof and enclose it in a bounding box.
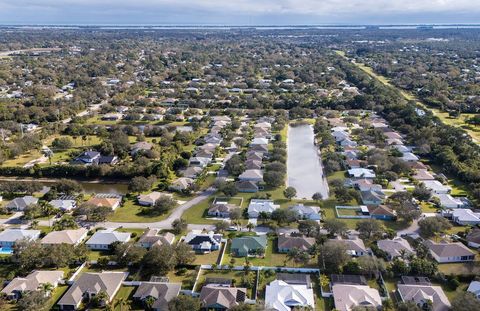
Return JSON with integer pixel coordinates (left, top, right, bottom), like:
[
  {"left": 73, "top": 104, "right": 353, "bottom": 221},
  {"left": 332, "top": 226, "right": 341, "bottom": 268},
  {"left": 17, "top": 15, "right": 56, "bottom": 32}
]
[
  {"left": 86, "top": 229, "right": 130, "bottom": 246},
  {"left": 377, "top": 237, "right": 414, "bottom": 259},
  {"left": 251, "top": 137, "right": 269, "bottom": 145},
  {"left": 290, "top": 204, "right": 320, "bottom": 215},
  {"left": 397, "top": 284, "right": 450, "bottom": 311},
  {"left": 348, "top": 168, "right": 376, "bottom": 179},
  {"left": 401, "top": 152, "right": 419, "bottom": 162},
  {"left": 422, "top": 180, "right": 452, "bottom": 193},
  {"left": 248, "top": 199, "right": 279, "bottom": 214},
  {"left": 265, "top": 280, "right": 314, "bottom": 311},
  {"left": 49, "top": 199, "right": 76, "bottom": 211},
  {"left": 0, "top": 229, "right": 40, "bottom": 243},
  {"left": 435, "top": 194, "right": 463, "bottom": 207},
  {"left": 451, "top": 209, "right": 480, "bottom": 224},
  {"left": 467, "top": 281, "right": 480, "bottom": 298},
  {"left": 332, "top": 284, "right": 382, "bottom": 311}
]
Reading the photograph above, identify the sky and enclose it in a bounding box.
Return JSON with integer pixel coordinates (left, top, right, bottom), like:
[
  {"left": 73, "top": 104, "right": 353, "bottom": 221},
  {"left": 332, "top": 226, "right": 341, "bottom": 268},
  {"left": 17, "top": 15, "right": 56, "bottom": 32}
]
[{"left": 1, "top": 0, "right": 480, "bottom": 25}]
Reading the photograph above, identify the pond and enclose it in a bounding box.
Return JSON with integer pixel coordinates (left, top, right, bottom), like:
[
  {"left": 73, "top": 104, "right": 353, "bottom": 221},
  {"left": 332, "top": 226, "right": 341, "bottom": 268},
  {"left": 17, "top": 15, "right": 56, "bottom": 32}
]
[{"left": 287, "top": 124, "right": 329, "bottom": 200}]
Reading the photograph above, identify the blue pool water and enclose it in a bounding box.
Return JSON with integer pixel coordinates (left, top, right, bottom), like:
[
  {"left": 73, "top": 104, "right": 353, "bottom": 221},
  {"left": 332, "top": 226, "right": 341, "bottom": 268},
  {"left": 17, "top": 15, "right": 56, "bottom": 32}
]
[{"left": 0, "top": 247, "right": 13, "bottom": 255}]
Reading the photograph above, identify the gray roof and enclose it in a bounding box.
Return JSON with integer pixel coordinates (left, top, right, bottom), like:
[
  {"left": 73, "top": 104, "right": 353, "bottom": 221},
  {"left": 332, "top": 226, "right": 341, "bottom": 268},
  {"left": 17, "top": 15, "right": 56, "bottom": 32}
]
[
  {"left": 6, "top": 196, "right": 38, "bottom": 210},
  {"left": 1, "top": 270, "right": 64, "bottom": 296},
  {"left": 425, "top": 240, "right": 476, "bottom": 258},
  {"left": 86, "top": 229, "right": 131, "bottom": 246},
  {"left": 58, "top": 272, "right": 127, "bottom": 307},
  {"left": 0, "top": 229, "right": 40, "bottom": 243},
  {"left": 133, "top": 282, "right": 181, "bottom": 310}
]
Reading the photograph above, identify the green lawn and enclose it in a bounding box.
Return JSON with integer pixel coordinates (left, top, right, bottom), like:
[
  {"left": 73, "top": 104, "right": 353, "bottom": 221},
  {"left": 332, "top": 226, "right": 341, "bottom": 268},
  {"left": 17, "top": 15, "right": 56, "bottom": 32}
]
[
  {"left": 193, "top": 248, "right": 223, "bottom": 265},
  {"left": 165, "top": 268, "right": 198, "bottom": 290},
  {"left": 107, "top": 199, "right": 171, "bottom": 223},
  {"left": 111, "top": 286, "right": 143, "bottom": 311},
  {"left": 195, "top": 269, "right": 246, "bottom": 292},
  {"left": 438, "top": 261, "right": 480, "bottom": 275}
]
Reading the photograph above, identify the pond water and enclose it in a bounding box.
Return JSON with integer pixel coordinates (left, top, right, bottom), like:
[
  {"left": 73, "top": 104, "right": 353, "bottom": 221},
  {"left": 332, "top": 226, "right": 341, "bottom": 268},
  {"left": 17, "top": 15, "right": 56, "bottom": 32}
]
[
  {"left": 287, "top": 124, "right": 329, "bottom": 200},
  {"left": 1, "top": 179, "right": 129, "bottom": 195}
]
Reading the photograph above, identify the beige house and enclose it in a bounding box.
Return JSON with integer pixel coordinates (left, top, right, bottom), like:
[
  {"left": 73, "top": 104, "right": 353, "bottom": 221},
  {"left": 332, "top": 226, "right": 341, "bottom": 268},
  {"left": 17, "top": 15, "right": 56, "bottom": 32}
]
[
  {"left": 332, "top": 284, "right": 382, "bottom": 311},
  {"left": 41, "top": 228, "right": 89, "bottom": 246},
  {"left": 397, "top": 283, "right": 451, "bottom": 311},
  {"left": 2, "top": 270, "right": 64, "bottom": 299}
]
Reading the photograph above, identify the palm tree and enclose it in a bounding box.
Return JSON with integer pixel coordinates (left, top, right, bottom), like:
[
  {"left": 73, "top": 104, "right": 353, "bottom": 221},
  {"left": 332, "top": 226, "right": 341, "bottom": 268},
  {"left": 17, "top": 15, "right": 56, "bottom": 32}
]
[
  {"left": 30, "top": 220, "right": 39, "bottom": 229},
  {"left": 38, "top": 282, "right": 54, "bottom": 296},
  {"left": 258, "top": 211, "right": 269, "bottom": 225},
  {"left": 117, "top": 297, "right": 129, "bottom": 311},
  {"left": 246, "top": 223, "right": 254, "bottom": 232},
  {"left": 144, "top": 296, "right": 156, "bottom": 310}
]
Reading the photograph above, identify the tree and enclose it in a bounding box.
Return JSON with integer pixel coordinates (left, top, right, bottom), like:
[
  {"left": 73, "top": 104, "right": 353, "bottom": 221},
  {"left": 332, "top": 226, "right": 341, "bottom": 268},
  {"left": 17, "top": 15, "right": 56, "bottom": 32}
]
[
  {"left": 418, "top": 217, "right": 452, "bottom": 238},
  {"left": 356, "top": 219, "right": 383, "bottom": 240},
  {"left": 283, "top": 187, "right": 297, "bottom": 200},
  {"left": 225, "top": 155, "right": 244, "bottom": 176},
  {"left": 52, "top": 137, "right": 73, "bottom": 149},
  {"left": 451, "top": 292, "right": 480, "bottom": 311},
  {"left": 215, "top": 221, "right": 230, "bottom": 233},
  {"left": 17, "top": 290, "right": 49, "bottom": 311},
  {"left": 298, "top": 220, "right": 320, "bottom": 237},
  {"left": 112, "top": 242, "right": 146, "bottom": 267},
  {"left": 388, "top": 192, "right": 421, "bottom": 223},
  {"left": 271, "top": 209, "right": 297, "bottom": 226},
  {"left": 258, "top": 211, "right": 270, "bottom": 225},
  {"left": 142, "top": 244, "right": 177, "bottom": 275},
  {"left": 410, "top": 257, "right": 438, "bottom": 277},
  {"left": 263, "top": 171, "right": 284, "bottom": 188},
  {"left": 323, "top": 219, "right": 348, "bottom": 237},
  {"left": 150, "top": 196, "right": 177, "bottom": 215},
  {"left": 175, "top": 242, "right": 196, "bottom": 266},
  {"left": 312, "top": 192, "right": 323, "bottom": 202},
  {"left": 53, "top": 179, "right": 82, "bottom": 194},
  {"left": 396, "top": 301, "right": 422, "bottom": 311},
  {"left": 357, "top": 256, "right": 386, "bottom": 278},
  {"left": 52, "top": 214, "right": 78, "bottom": 231},
  {"left": 129, "top": 175, "right": 157, "bottom": 193},
  {"left": 413, "top": 184, "right": 432, "bottom": 201},
  {"left": 219, "top": 181, "right": 238, "bottom": 197},
  {"left": 168, "top": 295, "right": 201, "bottom": 311},
  {"left": 317, "top": 240, "right": 349, "bottom": 274},
  {"left": 172, "top": 218, "right": 187, "bottom": 234}
]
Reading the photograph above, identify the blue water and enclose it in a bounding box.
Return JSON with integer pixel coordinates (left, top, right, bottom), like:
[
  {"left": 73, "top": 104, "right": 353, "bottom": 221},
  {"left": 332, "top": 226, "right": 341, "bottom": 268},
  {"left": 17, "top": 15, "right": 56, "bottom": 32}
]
[{"left": 0, "top": 247, "right": 13, "bottom": 255}]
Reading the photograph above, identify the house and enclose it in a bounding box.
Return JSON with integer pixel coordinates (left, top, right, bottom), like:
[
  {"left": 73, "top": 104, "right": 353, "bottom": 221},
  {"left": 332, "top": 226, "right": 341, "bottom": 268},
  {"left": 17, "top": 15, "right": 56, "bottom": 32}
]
[
  {"left": 397, "top": 283, "right": 451, "bottom": 311},
  {"left": 289, "top": 204, "right": 321, "bottom": 220},
  {"left": 245, "top": 159, "right": 262, "bottom": 170},
  {"left": 57, "top": 272, "right": 127, "bottom": 310},
  {"left": 207, "top": 202, "right": 238, "bottom": 218},
  {"left": 199, "top": 285, "right": 247, "bottom": 310},
  {"left": 86, "top": 196, "right": 121, "bottom": 210},
  {"left": 450, "top": 209, "right": 480, "bottom": 225},
  {"left": 130, "top": 141, "right": 153, "bottom": 156},
  {"left": 41, "top": 228, "right": 88, "bottom": 246},
  {"left": 236, "top": 180, "right": 259, "bottom": 193},
  {"left": 351, "top": 179, "right": 382, "bottom": 192},
  {"left": 181, "top": 166, "right": 203, "bottom": 179},
  {"left": 424, "top": 240, "right": 476, "bottom": 263},
  {"left": 133, "top": 282, "right": 181, "bottom": 311},
  {"left": 467, "top": 281, "right": 480, "bottom": 299},
  {"left": 347, "top": 168, "right": 376, "bottom": 179},
  {"left": 6, "top": 195, "right": 38, "bottom": 211},
  {"left": 230, "top": 235, "right": 267, "bottom": 257},
  {"left": 49, "top": 199, "right": 76, "bottom": 211},
  {"left": 332, "top": 284, "right": 382, "bottom": 311},
  {"left": 360, "top": 189, "right": 385, "bottom": 206},
  {"left": 247, "top": 199, "right": 279, "bottom": 218},
  {"left": 189, "top": 156, "right": 211, "bottom": 167},
  {"left": 1, "top": 270, "right": 64, "bottom": 299},
  {"left": 169, "top": 177, "right": 194, "bottom": 192},
  {"left": 0, "top": 229, "right": 40, "bottom": 247},
  {"left": 71, "top": 151, "right": 118, "bottom": 165},
  {"left": 251, "top": 137, "right": 269, "bottom": 146},
  {"left": 85, "top": 229, "right": 131, "bottom": 250},
  {"left": 184, "top": 231, "right": 222, "bottom": 253},
  {"left": 250, "top": 144, "right": 269, "bottom": 153},
  {"left": 238, "top": 169, "right": 263, "bottom": 182},
  {"left": 412, "top": 169, "right": 435, "bottom": 181},
  {"left": 277, "top": 235, "right": 315, "bottom": 253},
  {"left": 136, "top": 229, "right": 175, "bottom": 249},
  {"left": 436, "top": 194, "right": 466, "bottom": 209},
  {"left": 466, "top": 228, "right": 480, "bottom": 248},
  {"left": 265, "top": 280, "right": 315, "bottom": 311},
  {"left": 377, "top": 237, "right": 415, "bottom": 260},
  {"left": 367, "top": 205, "right": 396, "bottom": 220},
  {"left": 422, "top": 180, "right": 452, "bottom": 194},
  {"left": 400, "top": 152, "right": 419, "bottom": 162},
  {"left": 330, "top": 237, "right": 369, "bottom": 257},
  {"left": 137, "top": 192, "right": 172, "bottom": 207}
]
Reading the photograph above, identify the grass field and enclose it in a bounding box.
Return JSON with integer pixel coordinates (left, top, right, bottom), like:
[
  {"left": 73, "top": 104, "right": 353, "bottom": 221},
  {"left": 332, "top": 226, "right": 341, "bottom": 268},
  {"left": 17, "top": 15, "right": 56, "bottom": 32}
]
[{"left": 107, "top": 199, "right": 171, "bottom": 223}]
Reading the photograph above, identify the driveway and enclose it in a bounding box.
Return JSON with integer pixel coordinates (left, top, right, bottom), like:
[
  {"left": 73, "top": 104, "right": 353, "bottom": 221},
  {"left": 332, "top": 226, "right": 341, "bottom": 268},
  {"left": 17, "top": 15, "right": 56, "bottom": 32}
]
[{"left": 36, "top": 188, "right": 217, "bottom": 230}]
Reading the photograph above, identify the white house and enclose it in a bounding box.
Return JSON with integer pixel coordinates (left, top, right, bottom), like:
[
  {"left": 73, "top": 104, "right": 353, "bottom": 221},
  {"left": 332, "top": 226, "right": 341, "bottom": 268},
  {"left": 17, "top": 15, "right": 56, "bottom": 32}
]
[
  {"left": 289, "top": 204, "right": 321, "bottom": 220},
  {"left": 450, "top": 209, "right": 480, "bottom": 226},
  {"left": 265, "top": 280, "right": 315, "bottom": 311},
  {"left": 422, "top": 180, "right": 452, "bottom": 194},
  {"left": 49, "top": 199, "right": 77, "bottom": 211},
  {"left": 85, "top": 229, "right": 131, "bottom": 250},
  {"left": 435, "top": 194, "right": 465, "bottom": 209},
  {"left": 0, "top": 229, "right": 40, "bottom": 247},
  {"left": 247, "top": 199, "right": 280, "bottom": 218},
  {"left": 347, "top": 168, "right": 376, "bottom": 179},
  {"left": 425, "top": 240, "right": 476, "bottom": 263},
  {"left": 467, "top": 281, "right": 480, "bottom": 299},
  {"left": 397, "top": 283, "right": 451, "bottom": 311}
]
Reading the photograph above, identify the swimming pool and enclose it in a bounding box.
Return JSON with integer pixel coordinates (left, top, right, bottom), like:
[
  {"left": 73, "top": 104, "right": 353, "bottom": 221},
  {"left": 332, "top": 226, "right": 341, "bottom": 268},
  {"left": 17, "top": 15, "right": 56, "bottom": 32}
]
[{"left": 0, "top": 247, "right": 13, "bottom": 255}]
